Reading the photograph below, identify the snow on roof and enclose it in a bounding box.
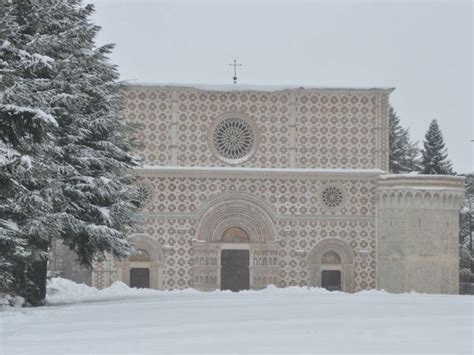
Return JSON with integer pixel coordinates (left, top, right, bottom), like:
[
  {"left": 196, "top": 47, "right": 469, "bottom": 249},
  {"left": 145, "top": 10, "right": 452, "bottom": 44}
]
[
  {"left": 125, "top": 82, "right": 395, "bottom": 93},
  {"left": 380, "top": 173, "right": 465, "bottom": 180}
]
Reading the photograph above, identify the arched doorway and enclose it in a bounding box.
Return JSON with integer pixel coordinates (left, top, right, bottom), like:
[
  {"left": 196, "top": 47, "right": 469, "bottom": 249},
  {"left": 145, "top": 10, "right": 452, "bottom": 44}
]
[
  {"left": 320, "top": 251, "right": 342, "bottom": 291},
  {"left": 129, "top": 249, "right": 151, "bottom": 289},
  {"left": 115, "top": 235, "right": 164, "bottom": 290},
  {"left": 220, "top": 227, "right": 250, "bottom": 292},
  {"left": 308, "top": 238, "right": 355, "bottom": 292},
  {"left": 193, "top": 194, "right": 278, "bottom": 291}
]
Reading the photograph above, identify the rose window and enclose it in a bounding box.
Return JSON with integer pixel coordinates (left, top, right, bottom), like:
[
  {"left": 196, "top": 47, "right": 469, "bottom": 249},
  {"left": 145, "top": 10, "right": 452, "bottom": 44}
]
[
  {"left": 212, "top": 118, "right": 255, "bottom": 161},
  {"left": 137, "top": 183, "right": 153, "bottom": 207},
  {"left": 321, "top": 186, "right": 344, "bottom": 208}
]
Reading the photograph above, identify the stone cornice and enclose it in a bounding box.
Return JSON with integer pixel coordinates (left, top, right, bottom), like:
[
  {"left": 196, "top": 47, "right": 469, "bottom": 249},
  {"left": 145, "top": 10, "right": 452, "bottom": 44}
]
[
  {"left": 377, "top": 175, "right": 465, "bottom": 209},
  {"left": 124, "top": 83, "right": 395, "bottom": 95},
  {"left": 133, "top": 166, "right": 383, "bottom": 180},
  {"left": 378, "top": 174, "right": 465, "bottom": 191}
]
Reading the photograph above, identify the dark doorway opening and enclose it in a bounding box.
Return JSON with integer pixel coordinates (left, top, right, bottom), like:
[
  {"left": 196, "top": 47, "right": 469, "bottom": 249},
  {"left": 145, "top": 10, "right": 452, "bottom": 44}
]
[
  {"left": 130, "top": 268, "right": 150, "bottom": 289},
  {"left": 221, "top": 250, "right": 250, "bottom": 292},
  {"left": 321, "top": 270, "right": 341, "bottom": 291}
]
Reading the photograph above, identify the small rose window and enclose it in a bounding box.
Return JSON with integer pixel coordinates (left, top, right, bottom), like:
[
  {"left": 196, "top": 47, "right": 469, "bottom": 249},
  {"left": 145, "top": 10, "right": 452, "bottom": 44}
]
[
  {"left": 321, "top": 186, "right": 344, "bottom": 208},
  {"left": 137, "top": 183, "right": 154, "bottom": 207}
]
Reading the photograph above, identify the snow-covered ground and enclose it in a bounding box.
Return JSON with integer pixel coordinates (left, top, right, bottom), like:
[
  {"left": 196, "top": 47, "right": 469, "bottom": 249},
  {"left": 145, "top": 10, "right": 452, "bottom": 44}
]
[{"left": 1, "top": 279, "right": 473, "bottom": 355}]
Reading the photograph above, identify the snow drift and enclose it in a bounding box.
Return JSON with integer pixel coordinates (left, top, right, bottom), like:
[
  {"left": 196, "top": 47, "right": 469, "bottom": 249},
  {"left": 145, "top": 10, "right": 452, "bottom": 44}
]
[{"left": 1, "top": 278, "right": 472, "bottom": 354}]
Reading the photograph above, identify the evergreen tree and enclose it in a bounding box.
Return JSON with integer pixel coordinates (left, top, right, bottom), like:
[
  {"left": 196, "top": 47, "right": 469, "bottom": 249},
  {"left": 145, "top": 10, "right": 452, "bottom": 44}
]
[
  {"left": 1, "top": 0, "right": 141, "bottom": 304},
  {"left": 45, "top": 0, "right": 141, "bottom": 269},
  {"left": 0, "top": 0, "right": 61, "bottom": 303},
  {"left": 388, "top": 106, "right": 420, "bottom": 173},
  {"left": 459, "top": 174, "right": 473, "bottom": 293},
  {"left": 420, "top": 119, "right": 454, "bottom": 175}
]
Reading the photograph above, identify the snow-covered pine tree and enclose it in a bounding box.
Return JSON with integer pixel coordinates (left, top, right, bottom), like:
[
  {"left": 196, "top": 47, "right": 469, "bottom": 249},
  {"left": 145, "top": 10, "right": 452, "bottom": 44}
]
[
  {"left": 459, "top": 174, "right": 473, "bottom": 294},
  {"left": 388, "top": 106, "right": 420, "bottom": 173},
  {"left": 1, "top": 0, "right": 141, "bottom": 305},
  {"left": 0, "top": 0, "right": 61, "bottom": 304},
  {"left": 420, "top": 119, "right": 454, "bottom": 175},
  {"left": 34, "top": 1, "right": 141, "bottom": 283}
]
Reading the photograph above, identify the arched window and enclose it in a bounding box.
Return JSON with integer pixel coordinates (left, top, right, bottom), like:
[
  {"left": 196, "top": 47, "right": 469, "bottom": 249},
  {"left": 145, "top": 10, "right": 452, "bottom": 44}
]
[{"left": 308, "top": 238, "right": 355, "bottom": 293}]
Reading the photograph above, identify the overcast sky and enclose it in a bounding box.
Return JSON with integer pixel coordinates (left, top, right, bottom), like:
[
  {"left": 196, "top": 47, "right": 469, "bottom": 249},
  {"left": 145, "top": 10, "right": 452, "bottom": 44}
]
[{"left": 90, "top": 0, "right": 472, "bottom": 173}]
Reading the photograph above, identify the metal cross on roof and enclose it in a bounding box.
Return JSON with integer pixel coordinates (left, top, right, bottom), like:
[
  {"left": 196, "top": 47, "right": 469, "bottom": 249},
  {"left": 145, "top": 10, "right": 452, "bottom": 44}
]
[{"left": 228, "top": 59, "right": 242, "bottom": 84}]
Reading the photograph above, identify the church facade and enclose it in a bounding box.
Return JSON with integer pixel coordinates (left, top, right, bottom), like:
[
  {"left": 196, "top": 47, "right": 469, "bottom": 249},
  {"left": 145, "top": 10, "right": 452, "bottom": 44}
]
[{"left": 85, "top": 84, "right": 464, "bottom": 294}]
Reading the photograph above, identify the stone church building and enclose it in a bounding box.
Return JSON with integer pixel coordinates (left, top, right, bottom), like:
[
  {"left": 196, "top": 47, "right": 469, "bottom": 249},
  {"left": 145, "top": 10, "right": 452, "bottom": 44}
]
[{"left": 50, "top": 84, "right": 464, "bottom": 294}]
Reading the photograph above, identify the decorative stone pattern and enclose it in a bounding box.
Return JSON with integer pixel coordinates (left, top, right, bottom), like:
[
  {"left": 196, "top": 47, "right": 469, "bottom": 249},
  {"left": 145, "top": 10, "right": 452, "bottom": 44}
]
[
  {"left": 92, "top": 168, "right": 379, "bottom": 292},
  {"left": 86, "top": 85, "right": 464, "bottom": 295},
  {"left": 135, "top": 172, "right": 376, "bottom": 218},
  {"left": 123, "top": 86, "right": 391, "bottom": 169},
  {"left": 92, "top": 253, "right": 117, "bottom": 289}
]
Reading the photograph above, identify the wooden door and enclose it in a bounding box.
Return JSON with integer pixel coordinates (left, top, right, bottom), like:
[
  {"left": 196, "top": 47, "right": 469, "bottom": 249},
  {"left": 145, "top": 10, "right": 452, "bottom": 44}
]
[
  {"left": 221, "top": 250, "right": 249, "bottom": 291},
  {"left": 321, "top": 270, "right": 341, "bottom": 291},
  {"left": 130, "top": 268, "right": 150, "bottom": 289}
]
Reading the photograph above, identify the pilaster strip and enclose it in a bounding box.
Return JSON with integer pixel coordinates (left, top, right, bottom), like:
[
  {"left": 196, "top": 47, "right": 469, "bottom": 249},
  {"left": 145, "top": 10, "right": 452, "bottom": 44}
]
[
  {"left": 375, "top": 93, "right": 381, "bottom": 169},
  {"left": 288, "top": 92, "right": 297, "bottom": 167},
  {"left": 170, "top": 91, "right": 178, "bottom": 165}
]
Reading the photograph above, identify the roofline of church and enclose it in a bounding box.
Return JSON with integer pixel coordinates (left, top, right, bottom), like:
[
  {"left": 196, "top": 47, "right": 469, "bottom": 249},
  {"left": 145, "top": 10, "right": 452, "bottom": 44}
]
[{"left": 123, "top": 83, "right": 395, "bottom": 94}]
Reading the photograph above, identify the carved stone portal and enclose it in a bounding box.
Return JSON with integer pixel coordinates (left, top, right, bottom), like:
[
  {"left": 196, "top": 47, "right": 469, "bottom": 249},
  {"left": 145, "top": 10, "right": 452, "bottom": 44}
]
[
  {"left": 308, "top": 238, "right": 355, "bottom": 292},
  {"left": 192, "top": 194, "right": 278, "bottom": 291}
]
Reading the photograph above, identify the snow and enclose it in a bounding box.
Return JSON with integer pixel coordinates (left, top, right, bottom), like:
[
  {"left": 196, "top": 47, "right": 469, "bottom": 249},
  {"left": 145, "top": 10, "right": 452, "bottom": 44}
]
[
  {"left": 381, "top": 173, "right": 463, "bottom": 179},
  {"left": 1, "top": 278, "right": 472, "bottom": 354},
  {"left": 97, "top": 206, "right": 111, "bottom": 223},
  {"left": 127, "top": 82, "right": 396, "bottom": 93},
  {"left": 99, "top": 176, "right": 112, "bottom": 185},
  {"left": 20, "top": 155, "right": 31, "bottom": 169},
  {"left": 0, "top": 146, "right": 19, "bottom": 167},
  {"left": 0, "top": 219, "right": 19, "bottom": 232},
  {"left": 383, "top": 186, "right": 462, "bottom": 191},
  {"left": 45, "top": 277, "right": 159, "bottom": 305},
  {"left": 138, "top": 165, "right": 384, "bottom": 175},
  {"left": 13, "top": 47, "right": 54, "bottom": 67},
  {"left": 1, "top": 40, "right": 11, "bottom": 49},
  {"left": 0, "top": 104, "right": 58, "bottom": 126},
  {"left": 31, "top": 53, "right": 54, "bottom": 66}
]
